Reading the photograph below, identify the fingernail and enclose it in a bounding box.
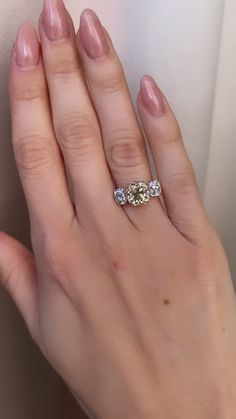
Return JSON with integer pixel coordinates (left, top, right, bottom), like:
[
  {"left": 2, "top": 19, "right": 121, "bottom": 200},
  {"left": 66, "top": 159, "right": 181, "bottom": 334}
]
[
  {"left": 140, "top": 75, "right": 165, "bottom": 116},
  {"left": 15, "top": 24, "right": 40, "bottom": 69},
  {"left": 80, "top": 9, "right": 109, "bottom": 58},
  {"left": 42, "top": 0, "right": 69, "bottom": 41}
]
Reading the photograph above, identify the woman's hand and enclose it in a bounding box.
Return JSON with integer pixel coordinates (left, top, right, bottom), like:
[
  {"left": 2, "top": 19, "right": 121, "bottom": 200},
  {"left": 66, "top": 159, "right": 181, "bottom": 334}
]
[{"left": 1, "top": 1, "right": 236, "bottom": 418}]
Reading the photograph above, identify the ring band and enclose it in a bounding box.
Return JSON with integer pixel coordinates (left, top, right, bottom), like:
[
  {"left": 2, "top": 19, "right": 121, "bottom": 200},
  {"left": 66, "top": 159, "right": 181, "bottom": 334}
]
[{"left": 114, "top": 180, "right": 162, "bottom": 207}]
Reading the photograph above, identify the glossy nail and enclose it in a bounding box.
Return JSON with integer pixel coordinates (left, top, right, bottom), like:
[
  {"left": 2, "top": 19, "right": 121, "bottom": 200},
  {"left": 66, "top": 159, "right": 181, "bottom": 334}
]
[
  {"left": 15, "top": 24, "right": 40, "bottom": 69},
  {"left": 140, "top": 75, "right": 165, "bottom": 116},
  {"left": 80, "top": 9, "right": 109, "bottom": 58},
  {"left": 42, "top": 0, "right": 69, "bottom": 41}
]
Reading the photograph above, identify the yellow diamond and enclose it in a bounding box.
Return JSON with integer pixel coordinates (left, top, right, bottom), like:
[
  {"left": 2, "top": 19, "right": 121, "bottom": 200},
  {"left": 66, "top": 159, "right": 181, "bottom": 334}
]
[{"left": 126, "top": 181, "right": 150, "bottom": 206}]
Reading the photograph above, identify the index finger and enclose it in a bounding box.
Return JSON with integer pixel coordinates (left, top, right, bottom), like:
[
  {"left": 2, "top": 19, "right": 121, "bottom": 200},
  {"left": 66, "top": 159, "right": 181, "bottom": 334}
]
[{"left": 9, "top": 23, "right": 75, "bottom": 233}]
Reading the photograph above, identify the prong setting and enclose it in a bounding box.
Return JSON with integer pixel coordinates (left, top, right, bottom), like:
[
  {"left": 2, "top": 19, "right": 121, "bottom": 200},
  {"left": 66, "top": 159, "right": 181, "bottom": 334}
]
[
  {"left": 114, "top": 187, "right": 127, "bottom": 206},
  {"left": 148, "top": 180, "right": 162, "bottom": 197}
]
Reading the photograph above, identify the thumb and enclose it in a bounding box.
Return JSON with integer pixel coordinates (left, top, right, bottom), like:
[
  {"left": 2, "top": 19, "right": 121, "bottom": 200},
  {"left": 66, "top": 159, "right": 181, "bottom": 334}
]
[{"left": 0, "top": 232, "right": 39, "bottom": 343}]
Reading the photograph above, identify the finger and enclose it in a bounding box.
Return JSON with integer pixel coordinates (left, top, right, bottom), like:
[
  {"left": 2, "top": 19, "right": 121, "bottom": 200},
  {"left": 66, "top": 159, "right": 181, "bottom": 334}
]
[
  {"left": 9, "top": 23, "right": 75, "bottom": 232},
  {"left": 77, "top": 10, "right": 168, "bottom": 224},
  {"left": 0, "top": 232, "right": 39, "bottom": 343},
  {"left": 39, "top": 0, "right": 116, "bottom": 224},
  {"left": 137, "top": 75, "right": 209, "bottom": 242},
  {"left": 77, "top": 10, "right": 158, "bottom": 206}
]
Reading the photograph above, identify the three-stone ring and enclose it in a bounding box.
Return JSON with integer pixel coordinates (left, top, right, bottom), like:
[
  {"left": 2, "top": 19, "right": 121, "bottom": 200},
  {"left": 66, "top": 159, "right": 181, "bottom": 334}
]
[{"left": 114, "top": 180, "right": 162, "bottom": 206}]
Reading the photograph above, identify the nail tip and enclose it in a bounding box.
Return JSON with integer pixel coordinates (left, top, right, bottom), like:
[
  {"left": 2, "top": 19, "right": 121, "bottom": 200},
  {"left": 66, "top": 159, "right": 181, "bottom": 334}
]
[
  {"left": 81, "top": 8, "right": 96, "bottom": 17},
  {"left": 80, "top": 8, "right": 99, "bottom": 26},
  {"left": 15, "top": 23, "right": 40, "bottom": 69},
  {"left": 79, "top": 9, "right": 108, "bottom": 59},
  {"left": 142, "top": 74, "right": 154, "bottom": 84},
  {"left": 41, "top": 0, "right": 69, "bottom": 41}
]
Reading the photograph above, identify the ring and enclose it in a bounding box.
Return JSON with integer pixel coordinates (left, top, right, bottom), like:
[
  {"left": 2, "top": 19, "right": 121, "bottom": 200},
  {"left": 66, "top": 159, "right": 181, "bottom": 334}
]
[{"left": 114, "top": 180, "right": 162, "bottom": 207}]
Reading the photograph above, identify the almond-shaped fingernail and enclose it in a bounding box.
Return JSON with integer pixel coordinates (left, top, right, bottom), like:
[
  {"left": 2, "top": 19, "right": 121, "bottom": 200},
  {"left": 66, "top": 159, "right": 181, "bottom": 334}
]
[
  {"left": 42, "top": 0, "right": 69, "bottom": 41},
  {"left": 80, "top": 9, "right": 109, "bottom": 58},
  {"left": 15, "top": 24, "right": 40, "bottom": 69},
  {"left": 140, "top": 75, "right": 165, "bottom": 116}
]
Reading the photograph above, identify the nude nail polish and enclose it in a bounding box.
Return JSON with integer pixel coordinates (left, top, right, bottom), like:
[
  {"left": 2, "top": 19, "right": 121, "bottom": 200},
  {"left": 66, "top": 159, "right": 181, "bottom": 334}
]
[
  {"left": 42, "top": 0, "right": 69, "bottom": 41},
  {"left": 79, "top": 9, "right": 109, "bottom": 58},
  {"left": 15, "top": 24, "right": 40, "bottom": 69},
  {"left": 140, "top": 75, "right": 165, "bottom": 116}
]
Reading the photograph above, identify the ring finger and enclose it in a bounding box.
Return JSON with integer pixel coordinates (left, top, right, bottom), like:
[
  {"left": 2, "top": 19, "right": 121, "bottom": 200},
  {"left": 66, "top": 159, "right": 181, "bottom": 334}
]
[{"left": 77, "top": 9, "right": 166, "bottom": 218}]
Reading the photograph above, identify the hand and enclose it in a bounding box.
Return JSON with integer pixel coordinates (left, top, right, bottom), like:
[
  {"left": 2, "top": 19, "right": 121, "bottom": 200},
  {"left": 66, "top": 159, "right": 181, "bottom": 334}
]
[{"left": 1, "top": 1, "right": 236, "bottom": 418}]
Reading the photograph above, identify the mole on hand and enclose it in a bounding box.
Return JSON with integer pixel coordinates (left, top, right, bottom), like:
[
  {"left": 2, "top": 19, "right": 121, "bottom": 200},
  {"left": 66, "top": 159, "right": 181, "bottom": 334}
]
[{"left": 163, "top": 299, "right": 170, "bottom": 306}]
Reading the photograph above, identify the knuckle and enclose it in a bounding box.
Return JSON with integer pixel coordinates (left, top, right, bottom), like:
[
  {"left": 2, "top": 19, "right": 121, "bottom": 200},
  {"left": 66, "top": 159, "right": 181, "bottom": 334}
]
[
  {"left": 167, "top": 171, "right": 196, "bottom": 196},
  {"left": 92, "top": 66, "right": 125, "bottom": 93},
  {"left": 47, "top": 50, "right": 79, "bottom": 80},
  {"left": 15, "top": 136, "right": 55, "bottom": 176},
  {"left": 11, "top": 83, "right": 46, "bottom": 105},
  {"left": 108, "top": 130, "right": 145, "bottom": 170},
  {"left": 56, "top": 114, "right": 100, "bottom": 160},
  {"left": 159, "top": 124, "right": 182, "bottom": 148}
]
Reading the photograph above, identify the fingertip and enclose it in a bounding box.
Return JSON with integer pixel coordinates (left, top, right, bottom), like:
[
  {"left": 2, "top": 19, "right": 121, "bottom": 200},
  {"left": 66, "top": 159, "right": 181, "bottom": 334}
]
[
  {"left": 138, "top": 74, "right": 165, "bottom": 118},
  {"left": 13, "top": 22, "right": 40, "bottom": 70}
]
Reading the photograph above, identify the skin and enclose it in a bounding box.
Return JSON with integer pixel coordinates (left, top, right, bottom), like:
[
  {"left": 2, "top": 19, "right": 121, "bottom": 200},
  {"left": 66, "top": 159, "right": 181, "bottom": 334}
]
[{"left": 0, "top": 1, "right": 236, "bottom": 418}]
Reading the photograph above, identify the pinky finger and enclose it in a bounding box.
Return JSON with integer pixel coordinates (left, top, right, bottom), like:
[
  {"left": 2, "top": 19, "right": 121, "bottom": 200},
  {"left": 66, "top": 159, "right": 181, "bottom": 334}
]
[
  {"left": 137, "top": 75, "right": 209, "bottom": 243},
  {"left": 0, "top": 232, "right": 39, "bottom": 343}
]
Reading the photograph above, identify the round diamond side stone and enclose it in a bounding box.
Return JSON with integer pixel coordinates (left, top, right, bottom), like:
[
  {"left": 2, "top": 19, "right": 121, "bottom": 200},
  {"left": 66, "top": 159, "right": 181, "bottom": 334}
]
[
  {"left": 114, "top": 188, "right": 127, "bottom": 205},
  {"left": 148, "top": 180, "right": 161, "bottom": 197}
]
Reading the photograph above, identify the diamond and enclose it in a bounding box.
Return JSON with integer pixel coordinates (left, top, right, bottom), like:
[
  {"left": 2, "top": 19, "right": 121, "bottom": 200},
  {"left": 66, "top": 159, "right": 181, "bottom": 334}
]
[
  {"left": 114, "top": 188, "right": 127, "bottom": 205},
  {"left": 148, "top": 180, "right": 161, "bottom": 197},
  {"left": 126, "top": 181, "right": 150, "bottom": 206}
]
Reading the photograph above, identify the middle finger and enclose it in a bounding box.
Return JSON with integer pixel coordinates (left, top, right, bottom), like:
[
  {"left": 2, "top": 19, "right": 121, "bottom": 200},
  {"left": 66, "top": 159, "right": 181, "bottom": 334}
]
[{"left": 39, "top": 0, "right": 116, "bottom": 223}]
